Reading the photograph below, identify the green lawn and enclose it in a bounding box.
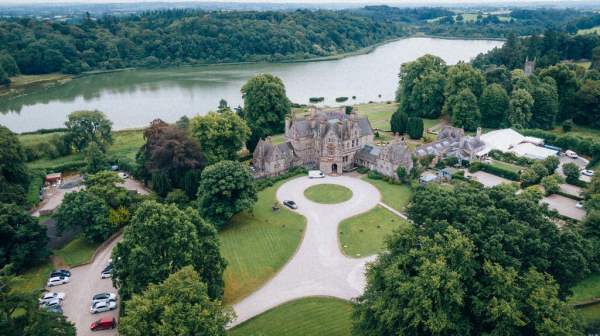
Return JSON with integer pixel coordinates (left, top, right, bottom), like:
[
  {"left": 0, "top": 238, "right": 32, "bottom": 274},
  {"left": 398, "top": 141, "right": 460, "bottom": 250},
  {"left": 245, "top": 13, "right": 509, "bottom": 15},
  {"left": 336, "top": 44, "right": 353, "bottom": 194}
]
[
  {"left": 11, "top": 262, "right": 54, "bottom": 293},
  {"left": 23, "top": 129, "right": 144, "bottom": 171},
  {"left": 228, "top": 297, "right": 353, "bottom": 336},
  {"left": 339, "top": 205, "right": 410, "bottom": 257},
  {"left": 304, "top": 184, "right": 353, "bottom": 204},
  {"left": 53, "top": 235, "right": 100, "bottom": 267},
  {"left": 569, "top": 273, "right": 600, "bottom": 303},
  {"left": 577, "top": 26, "right": 600, "bottom": 35},
  {"left": 576, "top": 304, "right": 600, "bottom": 326},
  {"left": 26, "top": 172, "right": 44, "bottom": 207},
  {"left": 220, "top": 179, "right": 306, "bottom": 304},
  {"left": 355, "top": 102, "right": 398, "bottom": 131},
  {"left": 362, "top": 176, "right": 412, "bottom": 212},
  {"left": 551, "top": 125, "right": 600, "bottom": 140},
  {"left": 490, "top": 160, "right": 524, "bottom": 174}
]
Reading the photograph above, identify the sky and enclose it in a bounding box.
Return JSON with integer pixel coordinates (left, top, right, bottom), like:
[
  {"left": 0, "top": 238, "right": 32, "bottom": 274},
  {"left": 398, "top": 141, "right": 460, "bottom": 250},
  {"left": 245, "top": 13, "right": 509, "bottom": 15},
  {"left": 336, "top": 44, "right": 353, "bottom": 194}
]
[{"left": 0, "top": 0, "right": 574, "bottom": 4}]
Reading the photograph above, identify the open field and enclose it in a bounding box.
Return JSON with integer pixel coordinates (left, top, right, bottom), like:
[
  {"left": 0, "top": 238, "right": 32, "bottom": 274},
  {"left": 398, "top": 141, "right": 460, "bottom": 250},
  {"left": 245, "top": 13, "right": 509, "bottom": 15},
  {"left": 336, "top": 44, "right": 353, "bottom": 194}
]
[
  {"left": 220, "top": 179, "right": 306, "bottom": 304},
  {"left": 355, "top": 102, "right": 397, "bottom": 131},
  {"left": 577, "top": 26, "right": 600, "bottom": 35},
  {"left": 362, "top": 176, "right": 412, "bottom": 212},
  {"left": 339, "top": 205, "right": 410, "bottom": 257},
  {"left": 304, "top": 184, "right": 353, "bottom": 204},
  {"left": 22, "top": 129, "right": 144, "bottom": 171},
  {"left": 228, "top": 297, "right": 353, "bottom": 336}
]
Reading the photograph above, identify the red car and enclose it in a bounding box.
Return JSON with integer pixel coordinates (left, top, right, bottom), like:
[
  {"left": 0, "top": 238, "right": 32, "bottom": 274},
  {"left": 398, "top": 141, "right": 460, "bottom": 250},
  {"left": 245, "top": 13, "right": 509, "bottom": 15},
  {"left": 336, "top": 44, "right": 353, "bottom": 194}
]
[{"left": 90, "top": 317, "right": 116, "bottom": 331}]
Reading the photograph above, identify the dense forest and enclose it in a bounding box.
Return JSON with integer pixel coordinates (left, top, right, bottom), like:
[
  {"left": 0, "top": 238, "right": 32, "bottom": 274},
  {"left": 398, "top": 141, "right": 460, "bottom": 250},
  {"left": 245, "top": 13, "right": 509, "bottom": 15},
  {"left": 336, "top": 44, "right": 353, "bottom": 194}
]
[{"left": 0, "top": 9, "right": 406, "bottom": 76}]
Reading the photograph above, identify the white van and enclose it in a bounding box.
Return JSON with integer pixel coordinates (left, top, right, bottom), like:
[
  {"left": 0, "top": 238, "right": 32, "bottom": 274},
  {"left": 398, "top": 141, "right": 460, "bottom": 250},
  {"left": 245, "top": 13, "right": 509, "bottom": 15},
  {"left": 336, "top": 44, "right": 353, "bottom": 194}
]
[{"left": 308, "top": 170, "right": 325, "bottom": 178}]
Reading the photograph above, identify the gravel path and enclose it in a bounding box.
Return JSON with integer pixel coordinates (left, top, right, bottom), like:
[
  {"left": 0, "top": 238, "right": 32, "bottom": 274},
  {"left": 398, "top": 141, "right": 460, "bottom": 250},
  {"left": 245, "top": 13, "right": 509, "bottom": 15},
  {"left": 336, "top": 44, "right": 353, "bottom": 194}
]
[{"left": 230, "top": 175, "right": 381, "bottom": 327}]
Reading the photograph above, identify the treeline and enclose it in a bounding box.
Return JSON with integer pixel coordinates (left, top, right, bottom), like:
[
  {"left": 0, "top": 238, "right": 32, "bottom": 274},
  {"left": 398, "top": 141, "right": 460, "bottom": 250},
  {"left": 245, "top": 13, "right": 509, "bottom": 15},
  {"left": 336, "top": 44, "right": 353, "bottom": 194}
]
[{"left": 0, "top": 9, "right": 406, "bottom": 77}]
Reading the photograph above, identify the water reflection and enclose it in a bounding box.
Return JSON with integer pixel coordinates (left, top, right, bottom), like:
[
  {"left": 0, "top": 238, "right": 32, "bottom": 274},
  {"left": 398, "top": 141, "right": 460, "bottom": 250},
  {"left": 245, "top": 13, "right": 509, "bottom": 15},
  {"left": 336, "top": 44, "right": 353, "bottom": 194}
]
[{"left": 0, "top": 37, "right": 502, "bottom": 132}]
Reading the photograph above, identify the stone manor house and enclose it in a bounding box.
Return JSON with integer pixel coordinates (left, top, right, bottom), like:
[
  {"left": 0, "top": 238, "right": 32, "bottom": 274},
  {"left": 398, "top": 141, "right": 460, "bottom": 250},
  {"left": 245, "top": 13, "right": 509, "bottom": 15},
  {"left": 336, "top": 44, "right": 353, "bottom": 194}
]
[{"left": 252, "top": 107, "right": 484, "bottom": 179}]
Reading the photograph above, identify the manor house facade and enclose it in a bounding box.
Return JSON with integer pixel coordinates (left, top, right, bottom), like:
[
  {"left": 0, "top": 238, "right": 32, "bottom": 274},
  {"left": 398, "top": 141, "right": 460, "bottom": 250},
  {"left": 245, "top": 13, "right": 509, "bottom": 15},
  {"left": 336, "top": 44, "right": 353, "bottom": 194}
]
[{"left": 252, "top": 107, "right": 484, "bottom": 179}]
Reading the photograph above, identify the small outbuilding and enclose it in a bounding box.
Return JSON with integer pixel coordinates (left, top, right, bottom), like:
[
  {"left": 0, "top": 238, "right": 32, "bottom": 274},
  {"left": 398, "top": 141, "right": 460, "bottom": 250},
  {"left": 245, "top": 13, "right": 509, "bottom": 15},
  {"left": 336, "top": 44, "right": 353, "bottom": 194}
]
[{"left": 44, "top": 173, "right": 62, "bottom": 187}]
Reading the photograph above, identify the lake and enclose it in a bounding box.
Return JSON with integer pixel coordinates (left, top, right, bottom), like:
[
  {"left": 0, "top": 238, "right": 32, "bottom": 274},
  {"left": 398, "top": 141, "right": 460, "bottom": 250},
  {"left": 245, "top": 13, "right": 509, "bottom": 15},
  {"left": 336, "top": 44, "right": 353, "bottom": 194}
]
[{"left": 0, "top": 37, "right": 503, "bottom": 133}]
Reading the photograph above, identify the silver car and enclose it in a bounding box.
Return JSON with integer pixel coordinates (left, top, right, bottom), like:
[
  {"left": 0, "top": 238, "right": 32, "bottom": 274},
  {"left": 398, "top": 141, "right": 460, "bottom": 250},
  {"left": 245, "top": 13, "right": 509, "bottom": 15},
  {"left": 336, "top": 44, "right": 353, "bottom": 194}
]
[
  {"left": 91, "top": 292, "right": 117, "bottom": 306},
  {"left": 39, "top": 292, "right": 65, "bottom": 305},
  {"left": 47, "top": 276, "right": 69, "bottom": 287},
  {"left": 90, "top": 301, "right": 117, "bottom": 314}
]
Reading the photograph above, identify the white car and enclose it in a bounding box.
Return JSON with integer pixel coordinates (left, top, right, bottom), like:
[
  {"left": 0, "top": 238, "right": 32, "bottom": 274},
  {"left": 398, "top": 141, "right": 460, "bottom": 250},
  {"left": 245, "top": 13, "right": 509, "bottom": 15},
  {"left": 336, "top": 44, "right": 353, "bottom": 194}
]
[
  {"left": 42, "top": 298, "right": 62, "bottom": 309},
  {"left": 308, "top": 170, "right": 325, "bottom": 178},
  {"left": 565, "top": 150, "right": 579, "bottom": 159},
  {"left": 582, "top": 170, "right": 595, "bottom": 177},
  {"left": 576, "top": 201, "right": 584, "bottom": 209},
  {"left": 39, "top": 292, "right": 65, "bottom": 305},
  {"left": 90, "top": 301, "right": 117, "bottom": 314},
  {"left": 47, "top": 276, "right": 69, "bottom": 287},
  {"left": 91, "top": 292, "right": 117, "bottom": 306}
]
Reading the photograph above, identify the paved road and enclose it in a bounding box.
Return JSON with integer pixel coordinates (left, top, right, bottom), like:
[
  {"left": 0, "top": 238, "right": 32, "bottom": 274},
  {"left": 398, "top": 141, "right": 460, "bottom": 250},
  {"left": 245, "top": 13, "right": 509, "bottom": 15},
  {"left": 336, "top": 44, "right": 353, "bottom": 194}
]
[
  {"left": 541, "top": 194, "right": 586, "bottom": 221},
  {"left": 466, "top": 171, "right": 514, "bottom": 188},
  {"left": 55, "top": 235, "right": 121, "bottom": 336},
  {"left": 231, "top": 176, "right": 381, "bottom": 327}
]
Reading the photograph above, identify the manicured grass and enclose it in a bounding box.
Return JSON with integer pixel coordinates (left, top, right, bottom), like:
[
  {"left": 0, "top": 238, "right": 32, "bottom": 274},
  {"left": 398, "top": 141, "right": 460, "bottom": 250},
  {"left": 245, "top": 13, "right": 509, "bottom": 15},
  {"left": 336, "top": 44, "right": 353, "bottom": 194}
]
[
  {"left": 576, "top": 304, "right": 600, "bottom": 325},
  {"left": 362, "top": 176, "right": 412, "bottom": 212},
  {"left": 569, "top": 273, "right": 600, "bottom": 303},
  {"left": 490, "top": 160, "right": 524, "bottom": 174},
  {"left": 23, "top": 129, "right": 144, "bottom": 171},
  {"left": 228, "top": 297, "right": 353, "bottom": 336},
  {"left": 355, "top": 102, "right": 398, "bottom": 131},
  {"left": 339, "top": 206, "right": 410, "bottom": 257},
  {"left": 53, "top": 235, "right": 100, "bottom": 267},
  {"left": 11, "top": 262, "right": 54, "bottom": 293},
  {"left": 304, "top": 184, "right": 353, "bottom": 204},
  {"left": 423, "top": 117, "right": 441, "bottom": 130},
  {"left": 220, "top": 179, "right": 306, "bottom": 304}
]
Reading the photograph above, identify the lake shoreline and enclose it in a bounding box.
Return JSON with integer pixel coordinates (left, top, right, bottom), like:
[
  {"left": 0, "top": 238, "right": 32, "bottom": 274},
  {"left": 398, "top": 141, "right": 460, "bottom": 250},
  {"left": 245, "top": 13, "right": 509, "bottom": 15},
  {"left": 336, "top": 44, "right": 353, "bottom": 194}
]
[{"left": 3, "top": 34, "right": 505, "bottom": 98}]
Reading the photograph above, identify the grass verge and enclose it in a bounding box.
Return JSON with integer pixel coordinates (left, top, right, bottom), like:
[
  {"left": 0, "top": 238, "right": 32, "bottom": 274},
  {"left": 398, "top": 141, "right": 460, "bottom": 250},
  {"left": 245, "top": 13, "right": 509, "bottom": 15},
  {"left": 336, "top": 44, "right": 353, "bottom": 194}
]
[
  {"left": 220, "top": 179, "right": 306, "bottom": 304},
  {"left": 228, "top": 297, "right": 353, "bottom": 336},
  {"left": 361, "top": 176, "right": 412, "bottom": 212},
  {"left": 339, "top": 205, "right": 410, "bottom": 257},
  {"left": 304, "top": 184, "right": 353, "bottom": 204},
  {"left": 53, "top": 235, "right": 100, "bottom": 267}
]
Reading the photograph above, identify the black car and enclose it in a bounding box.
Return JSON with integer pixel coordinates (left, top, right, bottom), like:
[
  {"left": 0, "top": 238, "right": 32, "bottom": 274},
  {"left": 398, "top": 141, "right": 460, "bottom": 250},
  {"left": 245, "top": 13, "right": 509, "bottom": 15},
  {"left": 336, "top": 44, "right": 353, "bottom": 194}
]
[
  {"left": 50, "top": 269, "right": 71, "bottom": 278},
  {"left": 283, "top": 200, "right": 298, "bottom": 209}
]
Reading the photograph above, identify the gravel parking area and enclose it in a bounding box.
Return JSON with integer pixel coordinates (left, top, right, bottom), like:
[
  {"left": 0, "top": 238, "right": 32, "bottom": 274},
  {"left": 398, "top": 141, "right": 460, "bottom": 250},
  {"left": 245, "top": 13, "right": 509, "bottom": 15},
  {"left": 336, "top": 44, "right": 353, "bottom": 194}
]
[
  {"left": 52, "top": 236, "right": 122, "bottom": 336},
  {"left": 466, "top": 171, "right": 514, "bottom": 188},
  {"left": 541, "top": 194, "right": 586, "bottom": 221}
]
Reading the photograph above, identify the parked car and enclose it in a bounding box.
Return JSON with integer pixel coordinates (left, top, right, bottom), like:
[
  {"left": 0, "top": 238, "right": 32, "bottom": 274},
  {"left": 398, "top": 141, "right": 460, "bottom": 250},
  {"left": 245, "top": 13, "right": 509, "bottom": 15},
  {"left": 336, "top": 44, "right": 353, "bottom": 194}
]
[
  {"left": 50, "top": 269, "right": 71, "bottom": 278},
  {"left": 39, "top": 292, "right": 65, "bottom": 305},
  {"left": 41, "top": 298, "right": 62, "bottom": 309},
  {"left": 101, "top": 265, "right": 113, "bottom": 279},
  {"left": 308, "top": 170, "right": 325, "bottom": 178},
  {"left": 90, "top": 301, "right": 117, "bottom": 314},
  {"left": 283, "top": 200, "right": 298, "bottom": 209},
  {"left": 47, "top": 276, "right": 69, "bottom": 287},
  {"left": 576, "top": 201, "right": 584, "bottom": 209},
  {"left": 43, "top": 305, "right": 64, "bottom": 314},
  {"left": 565, "top": 150, "right": 579, "bottom": 159},
  {"left": 118, "top": 172, "right": 129, "bottom": 179},
  {"left": 91, "top": 292, "right": 117, "bottom": 306},
  {"left": 582, "top": 170, "right": 595, "bottom": 177},
  {"left": 90, "top": 317, "right": 117, "bottom": 331}
]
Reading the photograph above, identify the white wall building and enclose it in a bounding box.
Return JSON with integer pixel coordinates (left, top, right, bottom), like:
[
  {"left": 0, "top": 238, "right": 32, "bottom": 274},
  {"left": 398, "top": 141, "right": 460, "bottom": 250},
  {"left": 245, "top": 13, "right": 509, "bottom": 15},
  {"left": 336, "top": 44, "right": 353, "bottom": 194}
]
[{"left": 477, "top": 128, "right": 558, "bottom": 160}]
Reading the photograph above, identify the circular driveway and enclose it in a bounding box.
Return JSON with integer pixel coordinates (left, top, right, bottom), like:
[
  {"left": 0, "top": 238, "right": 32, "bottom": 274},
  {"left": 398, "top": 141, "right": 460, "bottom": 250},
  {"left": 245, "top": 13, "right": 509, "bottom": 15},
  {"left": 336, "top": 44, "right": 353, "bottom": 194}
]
[{"left": 231, "top": 175, "right": 381, "bottom": 327}]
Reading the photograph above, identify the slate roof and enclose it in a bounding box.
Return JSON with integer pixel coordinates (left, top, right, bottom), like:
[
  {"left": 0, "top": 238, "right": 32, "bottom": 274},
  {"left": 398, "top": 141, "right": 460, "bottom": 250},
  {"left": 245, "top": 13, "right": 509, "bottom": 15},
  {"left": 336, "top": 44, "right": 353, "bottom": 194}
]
[
  {"left": 289, "top": 111, "right": 373, "bottom": 141},
  {"left": 355, "top": 145, "right": 380, "bottom": 164}
]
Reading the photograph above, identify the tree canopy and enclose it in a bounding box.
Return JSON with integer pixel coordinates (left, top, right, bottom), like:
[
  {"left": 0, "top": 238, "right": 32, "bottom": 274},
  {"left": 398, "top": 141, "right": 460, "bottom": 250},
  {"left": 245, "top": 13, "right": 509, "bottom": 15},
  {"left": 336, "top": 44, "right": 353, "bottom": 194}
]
[
  {"left": 191, "top": 110, "right": 250, "bottom": 165},
  {"left": 112, "top": 201, "right": 226, "bottom": 300},
  {"left": 479, "top": 83, "right": 509, "bottom": 128},
  {"left": 119, "top": 266, "right": 232, "bottom": 336},
  {"left": 64, "top": 110, "right": 113, "bottom": 152},
  {"left": 0, "top": 204, "right": 48, "bottom": 273},
  {"left": 0, "top": 125, "right": 29, "bottom": 206},
  {"left": 396, "top": 54, "right": 447, "bottom": 118},
  {"left": 450, "top": 89, "right": 481, "bottom": 132}
]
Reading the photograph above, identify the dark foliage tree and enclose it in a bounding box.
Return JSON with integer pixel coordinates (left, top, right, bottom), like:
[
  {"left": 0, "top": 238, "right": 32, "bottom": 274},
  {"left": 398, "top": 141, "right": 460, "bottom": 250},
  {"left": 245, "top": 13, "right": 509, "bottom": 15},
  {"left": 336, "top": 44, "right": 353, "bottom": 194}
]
[
  {"left": 574, "top": 80, "right": 600, "bottom": 129},
  {"left": 0, "top": 125, "right": 29, "bottom": 206},
  {"left": 112, "top": 201, "right": 226, "bottom": 300},
  {"left": 241, "top": 74, "right": 291, "bottom": 151},
  {"left": 530, "top": 77, "right": 560, "bottom": 129},
  {"left": 479, "top": 83, "right": 509, "bottom": 128},
  {"left": 119, "top": 266, "right": 232, "bottom": 336},
  {"left": 540, "top": 64, "right": 580, "bottom": 122},
  {"left": 563, "top": 162, "right": 581, "bottom": 185},
  {"left": 591, "top": 46, "right": 600, "bottom": 70},
  {"left": 0, "top": 204, "right": 48, "bottom": 273},
  {"left": 508, "top": 88, "right": 534, "bottom": 128},
  {"left": 406, "top": 117, "right": 424, "bottom": 140},
  {"left": 396, "top": 54, "right": 447, "bottom": 118},
  {"left": 136, "top": 119, "right": 204, "bottom": 193},
  {"left": 0, "top": 52, "right": 19, "bottom": 76},
  {"left": 450, "top": 89, "right": 481, "bottom": 131},
  {"left": 0, "top": 66, "right": 9, "bottom": 86},
  {"left": 443, "top": 62, "right": 485, "bottom": 115},
  {"left": 484, "top": 65, "right": 513, "bottom": 93},
  {"left": 84, "top": 142, "right": 109, "bottom": 174},
  {"left": 197, "top": 160, "right": 257, "bottom": 229},
  {"left": 390, "top": 110, "right": 408, "bottom": 135},
  {"left": 64, "top": 110, "right": 113, "bottom": 152},
  {"left": 55, "top": 191, "right": 113, "bottom": 243},
  {"left": 183, "top": 169, "right": 202, "bottom": 199}
]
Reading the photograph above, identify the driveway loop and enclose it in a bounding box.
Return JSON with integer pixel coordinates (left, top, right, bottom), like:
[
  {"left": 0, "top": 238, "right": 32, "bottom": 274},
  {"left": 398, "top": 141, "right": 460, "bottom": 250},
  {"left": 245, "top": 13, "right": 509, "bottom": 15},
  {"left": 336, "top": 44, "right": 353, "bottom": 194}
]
[{"left": 231, "top": 176, "right": 381, "bottom": 327}]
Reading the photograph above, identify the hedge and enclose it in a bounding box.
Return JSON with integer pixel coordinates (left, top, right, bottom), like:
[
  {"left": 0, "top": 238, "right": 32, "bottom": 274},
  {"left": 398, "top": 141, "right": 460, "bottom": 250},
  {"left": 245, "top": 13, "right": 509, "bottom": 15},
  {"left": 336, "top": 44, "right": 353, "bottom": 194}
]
[
  {"left": 469, "top": 161, "right": 520, "bottom": 181},
  {"left": 522, "top": 129, "right": 600, "bottom": 166}
]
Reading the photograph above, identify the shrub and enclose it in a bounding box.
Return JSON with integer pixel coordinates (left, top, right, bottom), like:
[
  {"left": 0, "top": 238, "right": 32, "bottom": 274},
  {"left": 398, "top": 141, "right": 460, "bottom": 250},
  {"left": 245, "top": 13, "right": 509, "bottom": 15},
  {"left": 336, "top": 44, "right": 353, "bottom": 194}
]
[
  {"left": 345, "top": 106, "right": 353, "bottom": 114},
  {"left": 407, "top": 117, "right": 424, "bottom": 140},
  {"left": 309, "top": 97, "right": 324, "bottom": 103},
  {"left": 563, "top": 162, "right": 581, "bottom": 185},
  {"left": 356, "top": 166, "right": 369, "bottom": 174},
  {"left": 562, "top": 119, "right": 574, "bottom": 132},
  {"left": 336, "top": 97, "right": 348, "bottom": 102},
  {"left": 367, "top": 170, "right": 382, "bottom": 180},
  {"left": 541, "top": 175, "right": 563, "bottom": 196},
  {"left": 471, "top": 161, "right": 520, "bottom": 181}
]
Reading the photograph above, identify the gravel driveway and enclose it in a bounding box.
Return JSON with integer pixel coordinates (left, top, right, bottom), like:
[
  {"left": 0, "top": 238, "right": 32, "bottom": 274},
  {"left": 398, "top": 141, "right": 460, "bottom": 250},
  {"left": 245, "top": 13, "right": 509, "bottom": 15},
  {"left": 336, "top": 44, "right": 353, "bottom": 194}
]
[
  {"left": 54, "top": 236, "right": 122, "bottom": 336},
  {"left": 230, "top": 175, "right": 381, "bottom": 327},
  {"left": 541, "top": 194, "right": 586, "bottom": 221}
]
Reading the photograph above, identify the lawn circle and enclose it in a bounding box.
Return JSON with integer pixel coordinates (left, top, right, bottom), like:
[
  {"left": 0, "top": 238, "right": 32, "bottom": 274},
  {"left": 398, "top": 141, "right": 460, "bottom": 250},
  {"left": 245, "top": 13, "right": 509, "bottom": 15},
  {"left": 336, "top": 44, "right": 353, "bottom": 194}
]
[{"left": 303, "top": 184, "right": 353, "bottom": 204}]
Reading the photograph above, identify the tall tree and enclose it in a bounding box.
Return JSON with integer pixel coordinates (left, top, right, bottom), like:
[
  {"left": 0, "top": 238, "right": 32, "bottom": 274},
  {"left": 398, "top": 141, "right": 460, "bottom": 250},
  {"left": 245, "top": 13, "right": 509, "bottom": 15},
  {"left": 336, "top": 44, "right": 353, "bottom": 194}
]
[
  {"left": 530, "top": 77, "right": 559, "bottom": 129},
  {"left": 508, "top": 88, "right": 534, "bottom": 128},
  {"left": 540, "top": 64, "right": 580, "bottom": 122},
  {"left": 396, "top": 55, "right": 447, "bottom": 118},
  {"left": 406, "top": 117, "right": 424, "bottom": 140},
  {"left": 0, "top": 125, "right": 29, "bottom": 206},
  {"left": 112, "top": 201, "right": 226, "bottom": 300},
  {"left": 84, "top": 142, "right": 109, "bottom": 174},
  {"left": 484, "top": 65, "right": 513, "bottom": 93},
  {"left": 0, "top": 65, "right": 9, "bottom": 86},
  {"left": 55, "top": 191, "right": 113, "bottom": 243},
  {"left": 119, "top": 266, "right": 232, "bottom": 336},
  {"left": 64, "top": 110, "right": 113, "bottom": 152},
  {"left": 443, "top": 62, "right": 486, "bottom": 115},
  {"left": 241, "top": 74, "right": 291, "bottom": 151},
  {"left": 574, "top": 80, "right": 600, "bottom": 129},
  {"left": 450, "top": 89, "right": 481, "bottom": 131},
  {"left": 191, "top": 110, "right": 251, "bottom": 165},
  {"left": 390, "top": 110, "right": 408, "bottom": 135},
  {"left": 591, "top": 46, "right": 600, "bottom": 70},
  {"left": 0, "top": 204, "right": 48, "bottom": 273},
  {"left": 197, "top": 160, "right": 257, "bottom": 229},
  {"left": 479, "top": 83, "right": 509, "bottom": 128}
]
